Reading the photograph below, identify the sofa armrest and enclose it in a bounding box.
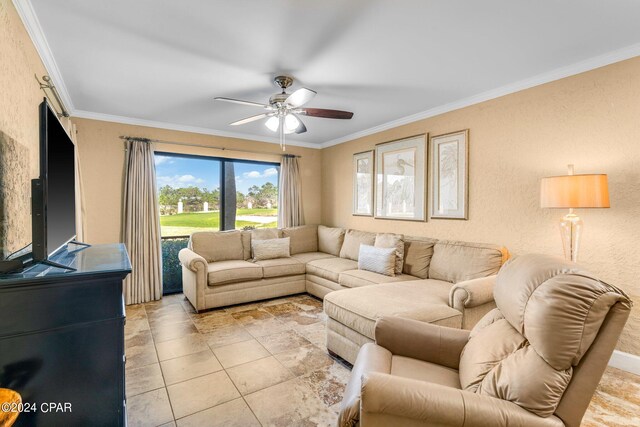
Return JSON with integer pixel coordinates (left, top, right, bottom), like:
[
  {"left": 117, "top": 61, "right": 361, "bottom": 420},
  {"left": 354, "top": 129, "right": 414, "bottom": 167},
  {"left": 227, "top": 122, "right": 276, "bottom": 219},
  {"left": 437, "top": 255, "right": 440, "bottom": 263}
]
[
  {"left": 178, "top": 248, "right": 207, "bottom": 272},
  {"left": 360, "top": 372, "right": 564, "bottom": 427},
  {"left": 338, "top": 343, "right": 391, "bottom": 427},
  {"left": 179, "top": 248, "right": 208, "bottom": 312},
  {"left": 449, "top": 275, "right": 497, "bottom": 311},
  {"left": 374, "top": 316, "right": 469, "bottom": 369}
]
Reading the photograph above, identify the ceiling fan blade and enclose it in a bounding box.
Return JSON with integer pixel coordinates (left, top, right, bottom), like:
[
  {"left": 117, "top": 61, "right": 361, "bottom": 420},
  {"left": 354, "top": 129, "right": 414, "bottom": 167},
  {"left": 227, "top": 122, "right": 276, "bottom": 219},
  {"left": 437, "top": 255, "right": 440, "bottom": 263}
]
[
  {"left": 214, "top": 97, "right": 268, "bottom": 108},
  {"left": 294, "top": 116, "right": 307, "bottom": 134},
  {"left": 285, "top": 88, "right": 317, "bottom": 108},
  {"left": 230, "top": 113, "right": 270, "bottom": 126},
  {"left": 300, "top": 108, "right": 353, "bottom": 119}
]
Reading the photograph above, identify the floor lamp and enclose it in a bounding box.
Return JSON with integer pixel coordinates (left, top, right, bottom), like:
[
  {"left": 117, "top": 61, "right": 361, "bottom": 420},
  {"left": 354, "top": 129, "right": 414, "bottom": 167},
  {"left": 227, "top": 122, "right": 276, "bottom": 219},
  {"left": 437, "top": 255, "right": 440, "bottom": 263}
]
[{"left": 540, "top": 164, "right": 609, "bottom": 262}]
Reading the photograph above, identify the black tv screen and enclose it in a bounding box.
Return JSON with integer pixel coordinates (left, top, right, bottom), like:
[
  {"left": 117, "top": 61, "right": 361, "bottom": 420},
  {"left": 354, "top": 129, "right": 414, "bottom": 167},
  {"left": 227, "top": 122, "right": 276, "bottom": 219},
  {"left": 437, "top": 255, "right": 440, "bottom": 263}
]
[{"left": 39, "top": 100, "right": 76, "bottom": 258}]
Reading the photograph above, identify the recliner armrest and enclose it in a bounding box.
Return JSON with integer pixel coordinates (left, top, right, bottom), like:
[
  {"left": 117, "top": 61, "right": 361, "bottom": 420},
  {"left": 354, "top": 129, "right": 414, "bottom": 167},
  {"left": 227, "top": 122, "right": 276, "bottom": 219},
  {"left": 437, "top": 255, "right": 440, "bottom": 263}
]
[
  {"left": 374, "top": 316, "right": 469, "bottom": 369},
  {"left": 360, "top": 372, "right": 564, "bottom": 427},
  {"left": 178, "top": 248, "right": 207, "bottom": 272},
  {"left": 449, "top": 274, "right": 497, "bottom": 310}
]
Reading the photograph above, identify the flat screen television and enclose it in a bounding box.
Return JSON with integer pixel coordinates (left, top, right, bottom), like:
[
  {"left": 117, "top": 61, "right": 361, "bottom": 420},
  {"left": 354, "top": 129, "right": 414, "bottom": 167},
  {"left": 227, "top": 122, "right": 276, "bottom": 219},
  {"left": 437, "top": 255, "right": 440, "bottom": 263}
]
[{"left": 31, "top": 99, "right": 77, "bottom": 261}]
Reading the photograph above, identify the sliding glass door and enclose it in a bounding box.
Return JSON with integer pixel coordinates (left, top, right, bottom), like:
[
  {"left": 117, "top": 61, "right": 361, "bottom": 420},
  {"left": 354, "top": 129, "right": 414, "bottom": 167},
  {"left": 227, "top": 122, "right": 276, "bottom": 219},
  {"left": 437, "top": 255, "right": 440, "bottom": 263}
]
[{"left": 154, "top": 152, "right": 279, "bottom": 293}]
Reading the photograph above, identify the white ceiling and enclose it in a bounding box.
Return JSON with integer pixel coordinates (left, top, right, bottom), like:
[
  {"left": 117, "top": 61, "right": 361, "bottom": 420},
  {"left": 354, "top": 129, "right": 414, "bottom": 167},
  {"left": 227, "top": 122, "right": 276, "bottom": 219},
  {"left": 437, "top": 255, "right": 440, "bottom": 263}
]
[{"left": 22, "top": 0, "right": 640, "bottom": 147}]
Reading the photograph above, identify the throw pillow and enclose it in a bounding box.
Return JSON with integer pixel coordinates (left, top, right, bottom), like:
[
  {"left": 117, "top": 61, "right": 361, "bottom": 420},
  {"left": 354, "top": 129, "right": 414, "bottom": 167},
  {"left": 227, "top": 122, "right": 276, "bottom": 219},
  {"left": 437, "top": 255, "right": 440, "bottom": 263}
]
[
  {"left": 374, "top": 233, "right": 404, "bottom": 274},
  {"left": 358, "top": 244, "right": 396, "bottom": 277},
  {"left": 340, "top": 229, "right": 376, "bottom": 261},
  {"left": 317, "top": 225, "right": 346, "bottom": 256},
  {"left": 252, "top": 237, "right": 291, "bottom": 261}
]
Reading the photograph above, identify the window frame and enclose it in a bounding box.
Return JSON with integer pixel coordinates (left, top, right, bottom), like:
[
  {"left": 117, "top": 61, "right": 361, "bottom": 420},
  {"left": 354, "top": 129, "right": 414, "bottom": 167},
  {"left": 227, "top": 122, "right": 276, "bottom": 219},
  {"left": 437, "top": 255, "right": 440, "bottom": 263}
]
[{"left": 154, "top": 151, "right": 280, "bottom": 237}]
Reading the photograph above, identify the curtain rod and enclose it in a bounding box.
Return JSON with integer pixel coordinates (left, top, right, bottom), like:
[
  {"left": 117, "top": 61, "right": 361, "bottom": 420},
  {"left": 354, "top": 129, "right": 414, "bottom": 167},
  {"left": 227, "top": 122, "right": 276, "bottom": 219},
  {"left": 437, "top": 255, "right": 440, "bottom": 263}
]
[{"left": 119, "top": 136, "right": 302, "bottom": 158}]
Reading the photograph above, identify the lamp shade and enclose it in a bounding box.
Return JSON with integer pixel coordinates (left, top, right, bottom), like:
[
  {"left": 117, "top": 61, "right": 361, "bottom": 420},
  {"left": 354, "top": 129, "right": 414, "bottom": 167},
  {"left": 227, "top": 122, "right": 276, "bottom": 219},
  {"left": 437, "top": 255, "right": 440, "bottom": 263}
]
[{"left": 540, "top": 174, "right": 610, "bottom": 208}]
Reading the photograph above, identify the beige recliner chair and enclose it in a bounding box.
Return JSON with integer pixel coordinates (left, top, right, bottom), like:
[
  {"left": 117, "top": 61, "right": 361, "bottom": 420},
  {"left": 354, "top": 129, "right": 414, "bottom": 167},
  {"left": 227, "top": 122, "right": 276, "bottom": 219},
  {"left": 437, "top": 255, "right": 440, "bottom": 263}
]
[{"left": 338, "top": 253, "right": 632, "bottom": 427}]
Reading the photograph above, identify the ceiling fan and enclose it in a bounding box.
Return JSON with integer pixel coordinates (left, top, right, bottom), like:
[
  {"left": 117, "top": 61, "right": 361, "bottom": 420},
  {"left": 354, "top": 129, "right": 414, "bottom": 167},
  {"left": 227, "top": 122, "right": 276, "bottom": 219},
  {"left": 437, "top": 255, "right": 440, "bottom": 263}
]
[{"left": 215, "top": 75, "right": 354, "bottom": 150}]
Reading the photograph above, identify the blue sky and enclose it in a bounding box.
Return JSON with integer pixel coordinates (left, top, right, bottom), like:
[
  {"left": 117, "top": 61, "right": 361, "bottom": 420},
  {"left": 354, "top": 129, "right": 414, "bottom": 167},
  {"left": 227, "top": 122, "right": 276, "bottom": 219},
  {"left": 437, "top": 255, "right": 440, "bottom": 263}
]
[{"left": 154, "top": 154, "right": 278, "bottom": 193}]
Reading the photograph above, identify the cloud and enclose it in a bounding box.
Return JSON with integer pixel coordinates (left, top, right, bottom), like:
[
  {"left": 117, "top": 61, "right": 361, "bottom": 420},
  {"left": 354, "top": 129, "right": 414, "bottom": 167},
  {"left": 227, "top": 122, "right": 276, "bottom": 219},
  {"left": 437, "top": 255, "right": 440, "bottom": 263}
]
[
  {"left": 157, "top": 174, "right": 205, "bottom": 188},
  {"left": 242, "top": 167, "right": 279, "bottom": 179},
  {"left": 154, "top": 156, "right": 173, "bottom": 166}
]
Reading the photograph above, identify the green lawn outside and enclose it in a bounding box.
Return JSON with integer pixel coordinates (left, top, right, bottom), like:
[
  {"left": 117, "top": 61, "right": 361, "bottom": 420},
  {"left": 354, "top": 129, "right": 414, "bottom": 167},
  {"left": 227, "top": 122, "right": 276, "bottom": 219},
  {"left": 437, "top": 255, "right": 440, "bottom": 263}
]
[{"left": 160, "top": 209, "right": 278, "bottom": 237}]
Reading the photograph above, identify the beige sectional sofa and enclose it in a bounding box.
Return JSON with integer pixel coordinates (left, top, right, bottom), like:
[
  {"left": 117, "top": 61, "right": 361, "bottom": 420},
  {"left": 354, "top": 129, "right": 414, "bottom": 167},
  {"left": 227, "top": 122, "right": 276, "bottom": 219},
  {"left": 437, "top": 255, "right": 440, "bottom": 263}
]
[{"left": 178, "top": 224, "right": 508, "bottom": 362}]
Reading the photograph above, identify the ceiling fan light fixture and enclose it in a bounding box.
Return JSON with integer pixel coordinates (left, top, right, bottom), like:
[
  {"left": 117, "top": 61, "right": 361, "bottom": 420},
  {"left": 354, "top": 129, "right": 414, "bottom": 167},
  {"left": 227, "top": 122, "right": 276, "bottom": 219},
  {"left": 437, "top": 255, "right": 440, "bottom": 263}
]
[
  {"left": 284, "top": 114, "right": 300, "bottom": 133},
  {"left": 265, "top": 116, "right": 279, "bottom": 132}
]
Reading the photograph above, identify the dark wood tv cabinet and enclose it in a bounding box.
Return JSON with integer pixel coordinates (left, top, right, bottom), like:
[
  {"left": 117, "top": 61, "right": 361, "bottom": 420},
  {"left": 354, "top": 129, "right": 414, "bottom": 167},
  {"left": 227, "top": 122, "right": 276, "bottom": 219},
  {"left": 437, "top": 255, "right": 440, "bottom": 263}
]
[{"left": 0, "top": 244, "right": 131, "bottom": 426}]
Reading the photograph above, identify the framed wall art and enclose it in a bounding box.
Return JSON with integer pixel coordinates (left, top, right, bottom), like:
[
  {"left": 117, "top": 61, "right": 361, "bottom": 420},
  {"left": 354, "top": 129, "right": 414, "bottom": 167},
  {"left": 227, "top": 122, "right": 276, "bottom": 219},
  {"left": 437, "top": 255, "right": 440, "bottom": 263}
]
[
  {"left": 374, "top": 134, "right": 427, "bottom": 221},
  {"left": 352, "top": 150, "right": 374, "bottom": 216},
  {"left": 430, "top": 130, "right": 469, "bottom": 219}
]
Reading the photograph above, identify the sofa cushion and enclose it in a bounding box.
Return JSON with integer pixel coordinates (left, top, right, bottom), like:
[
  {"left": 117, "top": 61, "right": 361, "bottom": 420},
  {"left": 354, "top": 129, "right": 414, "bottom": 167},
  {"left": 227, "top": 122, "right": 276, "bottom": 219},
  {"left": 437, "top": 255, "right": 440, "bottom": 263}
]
[
  {"left": 402, "top": 237, "right": 437, "bottom": 279},
  {"left": 324, "top": 280, "right": 461, "bottom": 339},
  {"left": 391, "top": 356, "right": 461, "bottom": 389},
  {"left": 252, "top": 237, "right": 290, "bottom": 260},
  {"left": 339, "top": 270, "right": 417, "bottom": 288},
  {"left": 429, "top": 240, "right": 507, "bottom": 283},
  {"left": 375, "top": 233, "right": 404, "bottom": 274},
  {"left": 339, "top": 229, "right": 376, "bottom": 261},
  {"left": 251, "top": 228, "right": 281, "bottom": 240},
  {"left": 306, "top": 257, "right": 358, "bottom": 282},
  {"left": 241, "top": 231, "right": 252, "bottom": 260},
  {"left": 190, "top": 231, "right": 244, "bottom": 262},
  {"left": 254, "top": 258, "right": 305, "bottom": 278},
  {"left": 318, "top": 225, "right": 346, "bottom": 256},
  {"left": 282, "top": 225, "right": 318, "bottom": 254},
  {"left": 291, "top": 251, "right": 335, "bottom": 264},
  {"left": 207, "top": 260, "right": 263, "bottom": 286},
  {"left": 358, "top": 245, "right": 396, "bottom": 277}
]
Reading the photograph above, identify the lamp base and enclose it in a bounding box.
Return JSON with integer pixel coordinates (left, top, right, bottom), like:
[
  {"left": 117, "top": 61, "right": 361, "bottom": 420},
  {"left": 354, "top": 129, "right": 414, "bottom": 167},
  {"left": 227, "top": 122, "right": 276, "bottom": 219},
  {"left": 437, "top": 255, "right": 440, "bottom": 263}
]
[{"left": 559, "top": 211, "right": 583, "bottom": 262}]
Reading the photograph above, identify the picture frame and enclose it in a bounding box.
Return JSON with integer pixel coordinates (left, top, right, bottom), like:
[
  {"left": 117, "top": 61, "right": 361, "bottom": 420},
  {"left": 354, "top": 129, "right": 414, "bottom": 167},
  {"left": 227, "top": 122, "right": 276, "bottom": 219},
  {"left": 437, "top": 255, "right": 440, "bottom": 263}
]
[
  {"left": 352, "top": 150, "right": 374, "bottom": 216},
  {"left": 430, "top": 130, "right": 469, "bottom": 220},
  {"left": 374, "top": 134, "right": 427, "bottom": 221}
]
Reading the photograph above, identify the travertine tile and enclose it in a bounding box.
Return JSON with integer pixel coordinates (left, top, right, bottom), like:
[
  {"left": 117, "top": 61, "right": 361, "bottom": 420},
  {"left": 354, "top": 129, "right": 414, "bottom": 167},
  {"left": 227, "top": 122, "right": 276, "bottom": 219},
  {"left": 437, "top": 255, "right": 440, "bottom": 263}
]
[
  {"left": 292, "top": 322, "right": 327, "bottom": 347},
  {"left": 167, "top": 371, "right": 240, "bottom": 419},
  {"left": 243, "top": 317, "right": 291, "bottom": 337},
  {"left": 160, "top": 349, "right": 222, "bottom": 385},
  {"left": 256, "top": 330, "right": 313, "bottom": 355},
  {"left": 125, "top": 318, "right": 151, "bottom": 338},
  {"left": 126, "top": 363, "right": 165, "bottom": 397},
  {"left": 192, "top": 312, "right": 239, "bottom": 333},
  {"left": 231, "top": 308, "right": 273, "bottom": 324},
  {"left": 125, "top": 328, "right": 154, "bottom": 349},
  {"left": 127, "top": 388, "right": 174, "bottom": 427},
  {"left": 301, "top": 362, "right": 351, "bottom": 406},
  {"left": 203, "top": 325, "right": 254, "bottom": 349},
  {"left": 212, "top": 339, "right": 270, "bottom": 368},
  {"left": 226, "top": 356, "right": 294, "bottom": 395},
  {"left": 245, "top": 377, "right": 329, "bottom": 426},
  {"left": 156, "top": 333, "right": 209, "bottom": 361},
  {"left": 275, "top": 344, "right": 334, "bottom": 376},
  {"left": 148, "top": 308, "right": 192, "bottom": 327},
  {"left": 152, "top": 320, "right": 199, "bottom": 343},
  {"left": 583, "top": 367, "right": 640, "bottom": 426},
  {"left": 225, "top": 302, "right": 261, "bottom": 313},
  {"left": 125, "top": 341, "right": 158, "bottom": 369},
  {"left": 175, "top": 398, "right": 260, "bottom": 427},
  {"left": 262, "top": 302, "right": 304, "bottom": 316},
  {"left": 125, "top": 304, "right": 148, "bottom": 321}
]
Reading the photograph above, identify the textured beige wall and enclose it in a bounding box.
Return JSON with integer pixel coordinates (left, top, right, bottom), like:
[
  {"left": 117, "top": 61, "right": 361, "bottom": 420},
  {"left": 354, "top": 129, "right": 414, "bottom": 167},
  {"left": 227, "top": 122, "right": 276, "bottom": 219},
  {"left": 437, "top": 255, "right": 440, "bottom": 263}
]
[
  {"left": 321, "top": 57, "right": 640, "bottom": 355},
  {"left": 73, "top": 118, "right": 322, "bottom": 245},
  {"left": 0, "top": 0, "right": 71, "bottom": 256}
]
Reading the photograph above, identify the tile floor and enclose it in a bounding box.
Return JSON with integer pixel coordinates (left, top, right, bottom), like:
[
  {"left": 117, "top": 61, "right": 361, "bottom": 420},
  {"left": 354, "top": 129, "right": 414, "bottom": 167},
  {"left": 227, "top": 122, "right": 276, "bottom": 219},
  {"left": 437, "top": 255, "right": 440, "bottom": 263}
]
[{"left": 125, "top": 293, "right": 640, "bottom": 427}]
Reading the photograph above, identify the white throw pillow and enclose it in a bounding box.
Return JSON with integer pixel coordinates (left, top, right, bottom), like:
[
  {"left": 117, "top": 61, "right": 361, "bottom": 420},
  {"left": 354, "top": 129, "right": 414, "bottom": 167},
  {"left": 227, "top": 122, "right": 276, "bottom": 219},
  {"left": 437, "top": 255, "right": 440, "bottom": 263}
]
[
  {"left": 358, "top": 244, "right": 396, "bottom": 277},
  {"left": 252, "top": 237, "right": 290, "bottom": 261},
  {"left": 374, "top": 233, "right": 405, "bottom": 274}
]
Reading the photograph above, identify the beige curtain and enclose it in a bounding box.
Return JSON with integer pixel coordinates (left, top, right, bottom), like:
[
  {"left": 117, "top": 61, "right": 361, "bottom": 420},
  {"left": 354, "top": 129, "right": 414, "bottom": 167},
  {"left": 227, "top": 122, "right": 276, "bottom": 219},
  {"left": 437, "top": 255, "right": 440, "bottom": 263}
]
[
  {"left": 67, "top": 121, "right": 87, "bottom": 241},
  {"left": 122, "top": 138, "right": 162, "bottom": 304},
  {"left": 278, "top": 155, "right": 305, "bottom": 228}
]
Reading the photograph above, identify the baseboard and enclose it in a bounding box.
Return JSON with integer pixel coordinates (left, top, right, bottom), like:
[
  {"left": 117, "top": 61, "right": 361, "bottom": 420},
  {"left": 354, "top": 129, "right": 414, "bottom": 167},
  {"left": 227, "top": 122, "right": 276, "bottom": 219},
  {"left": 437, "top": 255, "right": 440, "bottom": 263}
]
[{"left": 608, "top": 350, "right": 640, "bottom": 375}]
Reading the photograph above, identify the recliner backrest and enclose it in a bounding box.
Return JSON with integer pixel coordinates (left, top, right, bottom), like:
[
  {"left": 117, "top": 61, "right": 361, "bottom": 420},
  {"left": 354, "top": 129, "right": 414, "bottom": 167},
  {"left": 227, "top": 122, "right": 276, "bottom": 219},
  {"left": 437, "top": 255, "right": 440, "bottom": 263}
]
[{"left": 458, "top": 254, "right": 631, "bottom": 420}]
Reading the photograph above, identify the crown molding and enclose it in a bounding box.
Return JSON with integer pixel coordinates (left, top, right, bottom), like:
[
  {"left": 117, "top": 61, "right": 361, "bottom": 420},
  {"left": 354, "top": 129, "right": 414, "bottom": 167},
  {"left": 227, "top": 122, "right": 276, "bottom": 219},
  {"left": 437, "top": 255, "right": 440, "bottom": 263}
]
[
  {"left": 320, "top": 43, "right": 640, "bottom": 148},
  {"left": 12, "top": 0, "right": 74, "bottom": 112},
  {"left": 71, "top": 110, "right": 322, "bottom": 149}
]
